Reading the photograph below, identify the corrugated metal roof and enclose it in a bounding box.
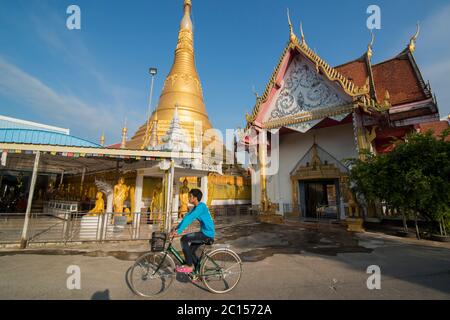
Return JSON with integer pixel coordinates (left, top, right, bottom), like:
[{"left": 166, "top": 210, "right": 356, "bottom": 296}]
[
  {"left": 0, "top": 115, "right": 70, "bottom": 135},
  {"left": 0, "top": 129, "right": 101, "bottom": 148}
]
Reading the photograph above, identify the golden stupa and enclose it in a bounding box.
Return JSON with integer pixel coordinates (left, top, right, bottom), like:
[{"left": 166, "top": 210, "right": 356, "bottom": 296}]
[{"left": 127, "top": 0, "right": 213, "bottom": 150}]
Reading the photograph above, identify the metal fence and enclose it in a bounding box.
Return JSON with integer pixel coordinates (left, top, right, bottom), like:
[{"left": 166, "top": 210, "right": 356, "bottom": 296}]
[
  {"left": 0, "top": 212, "right": 162, "bottom": 244},
  {"left": 0, "top": 205, "right": 255, "bottom": 245},
  {"left": 210, "top": 205, "right": 257, "bottom": 223},
  {"left": 281, "top": 203, "right": 341, "bottom": 221}
]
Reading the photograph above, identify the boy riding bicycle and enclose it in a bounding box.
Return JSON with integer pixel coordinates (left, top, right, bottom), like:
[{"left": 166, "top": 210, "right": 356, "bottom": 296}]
[{"left": 170, "top": 188, "right": 215, "bottom": 274}]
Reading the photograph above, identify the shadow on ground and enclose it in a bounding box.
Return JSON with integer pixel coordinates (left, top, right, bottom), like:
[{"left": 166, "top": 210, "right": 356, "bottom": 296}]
[{"left": 216, "top": 222, "right": 373, "bottom": 262}]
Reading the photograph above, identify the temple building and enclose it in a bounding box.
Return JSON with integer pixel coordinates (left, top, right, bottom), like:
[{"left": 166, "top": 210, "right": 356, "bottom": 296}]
[{"left": 243, "top": 13, "right": 448, "bottom": 223}]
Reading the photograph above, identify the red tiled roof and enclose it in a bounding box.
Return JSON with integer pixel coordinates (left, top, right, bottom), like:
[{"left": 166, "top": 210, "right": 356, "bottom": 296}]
[
  {"left": 335, "top": 58, "right": 369, "bottom": 88},
  {"left": 107, "top": 142, "right": 122, "bottom": 149},
  {"left": 416, "top": 121, "right": 450, "bottom": 141},
  {"left": 372, "top": 55, "right": 427, "bottom": 106},
  {"left": 335, "top": 52, "right": 429, "bottom": 107}
]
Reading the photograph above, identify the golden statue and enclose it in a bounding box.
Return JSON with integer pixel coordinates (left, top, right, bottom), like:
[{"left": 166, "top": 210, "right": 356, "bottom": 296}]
[
  {"left": 124, "top": 207, "right": 133, "bottom": 224},
  {"left": 87, "top": 192, "right": 105, "bottom": 216},
  {"left": 341, "top": 177, "right": 360, "bottom": 218},
  {"left": 66, "top": 183, "right": 72, "bottom": 199},
  {"left": 125, "top": 186, "right": 135, "bottom": 224},
  {"left": 179, "top": 178, "right": 190, "bottom": 218},
  {"left": 150, "top": 185, "right": 162, "bottom": 221},
  {"left": 56, "top": 183, "right": 65, "bottom": 199},
  {"left": 113, "top": 177, "right": 130, "bottom": 214},
  {"left": 347, "top": 192, "right": 360, "bottom": 218}
]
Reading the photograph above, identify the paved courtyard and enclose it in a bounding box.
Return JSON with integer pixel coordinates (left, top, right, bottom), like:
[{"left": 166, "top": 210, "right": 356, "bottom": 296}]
[{"left": 0, "top": 221, "right": 449, "bottom": 300}]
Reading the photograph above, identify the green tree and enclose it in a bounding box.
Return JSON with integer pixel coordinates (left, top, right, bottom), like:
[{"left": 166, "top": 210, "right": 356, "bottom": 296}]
[{"left": 347, "top": 129, "right": 450, "bottom": 237}]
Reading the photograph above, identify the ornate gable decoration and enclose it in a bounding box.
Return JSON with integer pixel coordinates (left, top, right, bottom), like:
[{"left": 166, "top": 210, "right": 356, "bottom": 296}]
[
  {"left": 245, "top": 26, "right": 392, "bottom": 130},
  {"left": 265, "top": 55, "right": 351, "bottom": 123}
]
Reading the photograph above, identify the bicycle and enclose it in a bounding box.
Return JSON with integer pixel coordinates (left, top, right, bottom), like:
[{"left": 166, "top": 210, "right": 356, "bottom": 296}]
[{"left": 129, "top": 232, "right": 243, "bottom": 297}]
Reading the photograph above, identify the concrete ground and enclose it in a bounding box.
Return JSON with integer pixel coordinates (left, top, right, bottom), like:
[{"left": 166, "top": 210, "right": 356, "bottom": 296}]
[{"left": 0, "top": 221, "right": 449, "bottom": 300}]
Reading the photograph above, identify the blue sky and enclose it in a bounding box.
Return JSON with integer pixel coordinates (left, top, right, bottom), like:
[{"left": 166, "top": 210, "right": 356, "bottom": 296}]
[{"left": 1, "top": 0, "right": 449, "bottom": 145}]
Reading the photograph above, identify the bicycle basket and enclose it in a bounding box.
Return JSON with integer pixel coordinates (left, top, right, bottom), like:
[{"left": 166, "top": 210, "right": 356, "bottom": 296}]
[{"left": 150, "top": 232, "right": 167, "bottom": 252}]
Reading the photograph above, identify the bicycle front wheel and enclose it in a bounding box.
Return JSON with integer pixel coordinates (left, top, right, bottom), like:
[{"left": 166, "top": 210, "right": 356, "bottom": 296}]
[
  {"left": 130, "top": 252, "right": 175, "bottom": 297},
  {"left": 200, "top": 249, "right": 242, "bottom": 294}
]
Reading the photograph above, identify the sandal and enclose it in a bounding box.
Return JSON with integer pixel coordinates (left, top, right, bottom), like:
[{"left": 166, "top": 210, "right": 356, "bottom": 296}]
[{"left": 176, "top": 265, "right": 194, "bottom": 273}]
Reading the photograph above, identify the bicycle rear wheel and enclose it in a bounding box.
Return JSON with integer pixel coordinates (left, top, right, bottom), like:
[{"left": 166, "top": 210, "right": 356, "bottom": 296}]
[
  {"left": 130, "top": 252, "right": 175, "bottom": 297},
  {"left": 200, "top": 249, "right": 242, "bottom": 294}
]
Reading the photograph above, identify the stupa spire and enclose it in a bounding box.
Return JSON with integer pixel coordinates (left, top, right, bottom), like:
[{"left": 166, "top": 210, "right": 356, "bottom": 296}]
[{"left": 128, "top": 0, "right": 213, "bottom": 150}]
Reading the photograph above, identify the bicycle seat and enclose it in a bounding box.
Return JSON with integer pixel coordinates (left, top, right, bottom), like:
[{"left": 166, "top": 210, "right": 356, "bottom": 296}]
[{"left": 203, "top": 238, "right": 214, "bottom": 246}]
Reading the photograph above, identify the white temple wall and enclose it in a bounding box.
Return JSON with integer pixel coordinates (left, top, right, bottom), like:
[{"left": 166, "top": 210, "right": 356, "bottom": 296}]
[{"left": 266, "top": 123, "right": 357, "bottom": 206}]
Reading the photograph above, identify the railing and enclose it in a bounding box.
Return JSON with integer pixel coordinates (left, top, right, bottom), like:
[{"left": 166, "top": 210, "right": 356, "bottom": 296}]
[
  {"left": 281, "top": 203, "right": 341, "bottom": 221},
  {"left": 214, "top": 205, "right": 257, "bottom": 225},
  {"left": 0, "top": 205, "right": 255, "bottom": 245},
  {"left": 0, "top": 212, "right": 163, "bottom": 244}
]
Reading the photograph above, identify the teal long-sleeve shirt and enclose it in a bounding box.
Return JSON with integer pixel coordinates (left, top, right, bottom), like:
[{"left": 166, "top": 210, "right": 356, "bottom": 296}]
[{"left": 176, "top": 202, "right": 215, "bottom": 238}]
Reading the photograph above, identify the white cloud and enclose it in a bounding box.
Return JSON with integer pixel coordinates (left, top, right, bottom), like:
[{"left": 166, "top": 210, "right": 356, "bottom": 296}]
[
  {"left": 0, "top": 57, "right": 120, "bottom": 140},
  {"left": 14, "top": 6, "right": 145, "bottom": 142}
]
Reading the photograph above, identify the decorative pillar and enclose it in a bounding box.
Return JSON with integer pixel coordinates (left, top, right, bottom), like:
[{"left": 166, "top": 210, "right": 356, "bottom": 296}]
[
  {"left": 201, "top": 176, "right": 208, "bottom": 204},
  {"left": 172, "top": 180, "right": 180, "bottom": 224},
  {"left": 259, "top": 130, "right": 269, "bottom": 212},
  {"left": 257, "top": 130, "right": 281, "bottom": 223},
  {"left": 353, "top": 109, "right": 371, "bottom": 160},
  {"left": 163, "top": 161, "right": 175, "bottom": 232},
  {"left": 133, "top": 171, "right": 144, "bottom": 239}
]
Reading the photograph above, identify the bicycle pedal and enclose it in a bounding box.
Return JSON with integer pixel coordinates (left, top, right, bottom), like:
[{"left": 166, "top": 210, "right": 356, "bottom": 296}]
[{"left": 190, "top": 275, "right": 200, "bottom": 282}]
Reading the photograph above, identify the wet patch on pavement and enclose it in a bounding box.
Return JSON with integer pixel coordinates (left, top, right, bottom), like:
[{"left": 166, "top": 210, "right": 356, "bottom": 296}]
[{"left": 215, "top": 222, "right": 373, "bottom": 262}]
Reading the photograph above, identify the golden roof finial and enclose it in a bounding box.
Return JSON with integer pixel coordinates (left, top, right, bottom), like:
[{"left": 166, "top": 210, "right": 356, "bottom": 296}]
[
  {"left": 287, "top": 8, "right": 296, "bottom": 42},
  {"left": 252, "top": 85, "right": 260, "bottom": 100},
  {"left": 300, "top": 21, "right": 306, "bottom": 46},
  {"left": 409, "top": 22, "right": 420, "bottom": 53},
  {"left": 100, "top": 131, "right": 105, "bottom": 147},
  {"left": 181, "top": 0, "right": 193, "bottom": 31},
  {"left": 367, "top": 31, "right": 375, "bottom": 60},
  {"left": 121, "top": 118, "right": 128, "bottom": 149}
]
